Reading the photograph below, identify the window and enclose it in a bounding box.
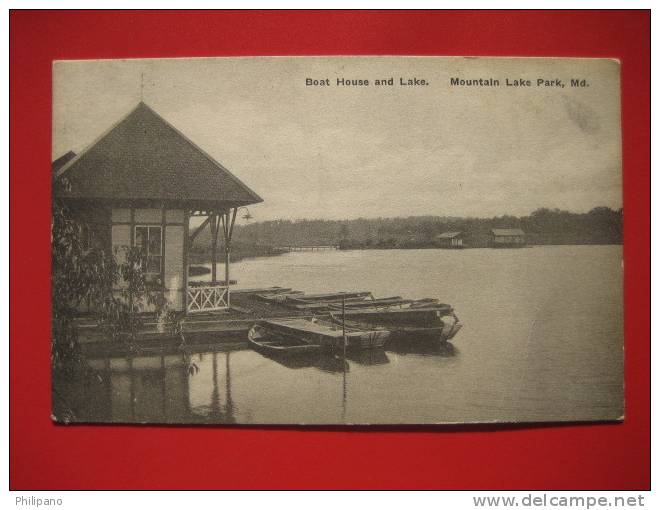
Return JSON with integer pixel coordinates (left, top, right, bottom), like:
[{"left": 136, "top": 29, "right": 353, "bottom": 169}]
[{"left": 134, "top": 226, "right": 162, "bottom": 285}]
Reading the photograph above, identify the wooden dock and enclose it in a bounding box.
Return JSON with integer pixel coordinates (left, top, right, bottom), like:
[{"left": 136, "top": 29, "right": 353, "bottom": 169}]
[
  {"left": 275, "top": 245, "right": 339, "bottom": 252},
  {"left": 77, "top": 286, "right": 454, "bottom": 357},
  {"left": 77, "top": 287, "right": 336, "bottom": 353}
]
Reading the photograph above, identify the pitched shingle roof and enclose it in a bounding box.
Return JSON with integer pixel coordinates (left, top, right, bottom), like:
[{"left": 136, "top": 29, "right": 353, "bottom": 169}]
[
  {"left": 491, "top": 228, "right": 525, "bottom": 236},
  {"left": 54, "top": 102, "right": 262, "bottom": 208},
  {"left": 52, "top": 151, "right": 76, "bottom": 173}
]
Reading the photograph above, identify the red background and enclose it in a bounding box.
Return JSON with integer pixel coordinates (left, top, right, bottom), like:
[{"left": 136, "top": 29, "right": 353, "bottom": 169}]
[{"left": 10, "top": 10, "right": 650, "bottom": 490}]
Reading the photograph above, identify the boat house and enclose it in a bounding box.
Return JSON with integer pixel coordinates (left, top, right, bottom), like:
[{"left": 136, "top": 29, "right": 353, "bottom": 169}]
[
  {"left": 436, "top": 231, "right": 464, "bottom": 248},
  {"left": 490, "top": 228, "right": 525, "bottom": 247},
  {"left": 54, "top": 102, "right": 263, "bottom": 314}
]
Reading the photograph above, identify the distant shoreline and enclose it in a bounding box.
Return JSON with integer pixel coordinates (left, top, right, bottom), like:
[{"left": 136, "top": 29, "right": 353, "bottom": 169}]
[
  {"left": 337, "top": 239, "right": 622, "bottom": 250},
  {"left": 189, "top": 241, "right": 623, "bottom": 270}
]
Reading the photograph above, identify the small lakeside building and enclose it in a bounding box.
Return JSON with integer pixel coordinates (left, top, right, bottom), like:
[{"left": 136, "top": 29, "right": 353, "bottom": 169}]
[
  {"left": 54, "top": 102, "right": 263, "bottom": 314},
  {"left": 436, "top": 231, "right": 465, "bottom": 248},
  {"left": 490, "top": 228, "right": 525, "bottom": 247}
]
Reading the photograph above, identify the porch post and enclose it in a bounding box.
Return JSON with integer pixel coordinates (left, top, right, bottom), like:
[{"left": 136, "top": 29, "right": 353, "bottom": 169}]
[
  {"left": 221, "top": 208, "right": 238, "bottom": 306},
  {"left": 224, "top": 211, "right": 230, "bottom": 288},
  {"left": 183, "top": 210, "right": 190, "bottom": 315},
  {"left": 224, "top": 217, "right": 230, "bottom": 289},
  {"left": 210, "top": 212, "right": 219, "bottom": 283}
]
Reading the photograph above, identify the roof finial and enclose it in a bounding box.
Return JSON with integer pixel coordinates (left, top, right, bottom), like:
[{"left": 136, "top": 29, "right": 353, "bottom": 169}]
[{"left": 140, "top": 72, "right": 144, "bottom": 102}]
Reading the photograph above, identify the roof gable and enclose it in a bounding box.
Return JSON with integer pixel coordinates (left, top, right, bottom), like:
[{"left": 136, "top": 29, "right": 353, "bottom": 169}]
[
  {"left": 437, "top": 231, "right": 462, "bottom": 238},
  {"left": 52, "top": 151, "right": 76, "bottom": 173},
  {"left": 55, "top": 102, "right": 262, "bottom": 207}
]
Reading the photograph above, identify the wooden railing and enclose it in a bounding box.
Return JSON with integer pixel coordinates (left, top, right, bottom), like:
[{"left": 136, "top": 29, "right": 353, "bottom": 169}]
[{"left": 187, "top": 284, "right": 229, "bottom": 313}]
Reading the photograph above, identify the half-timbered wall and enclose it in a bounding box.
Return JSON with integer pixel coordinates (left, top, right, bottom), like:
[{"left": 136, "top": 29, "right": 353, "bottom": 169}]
[{"left": 111, "top": 206, "right": 186, "bottom": 312}]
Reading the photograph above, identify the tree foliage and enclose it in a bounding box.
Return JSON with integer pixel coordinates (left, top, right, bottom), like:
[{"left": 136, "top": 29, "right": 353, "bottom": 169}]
[
  {"left": 189, "top": 207, "right": 623, "bottom": 252},
  {"left": 51, "top": 179, "right": 165, "bottom": 372},
  {"left": 51, "top": 193, "right": 116, "bottom": 372}
]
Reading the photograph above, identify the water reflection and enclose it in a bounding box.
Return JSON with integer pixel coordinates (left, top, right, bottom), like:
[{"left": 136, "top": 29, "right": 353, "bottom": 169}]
[
  {"left": 386, "top": 339, "right": 458, "bottom": 357},
  {"left": 192, "top": 351, "right": 235, "bottom": 423},
  {"left": 80, "top": 339, "right": 455, "bottom": 424},
  {"left": 346, "top": 349, "right": 390, "bottom": 366},
  {"left": 252, "top": 350, "right": 349, "bottom": 373},
  {"left": 67, "top": 246, "right": 623, "bottom": 424},
  {"left": 86, "top": 345, "right": 245, "bottom": 424}
]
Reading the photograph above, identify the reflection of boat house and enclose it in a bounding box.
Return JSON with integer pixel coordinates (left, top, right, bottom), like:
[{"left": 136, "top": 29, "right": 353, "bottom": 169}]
[
  {"left": 54, "top": 102, "right": 262, "bottom": 314},
  {"left": 436, "top": 231, "right": 464, "bottom": 248},
  {"left": 86, "top": 348, "right": 238, "bottom": 424},
  {"left": 490, "top": 228, "right": 525, "bottom": 247}
]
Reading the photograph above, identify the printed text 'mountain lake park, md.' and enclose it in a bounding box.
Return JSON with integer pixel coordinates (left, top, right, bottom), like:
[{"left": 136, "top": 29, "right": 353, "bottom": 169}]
[{"left": 305, "top": 77, "right": 591, "bottom": 88}]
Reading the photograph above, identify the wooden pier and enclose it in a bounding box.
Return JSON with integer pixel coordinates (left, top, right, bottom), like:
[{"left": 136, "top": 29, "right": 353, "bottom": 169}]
[
  {"left": 77, "top": 287, "right": 334, "bottom": 354},
  {"left": 275, "top": 245, "right": 339, "bottom": 252},
  {"left": 77, "top": 286, "right": 458, "bottom": 357}
]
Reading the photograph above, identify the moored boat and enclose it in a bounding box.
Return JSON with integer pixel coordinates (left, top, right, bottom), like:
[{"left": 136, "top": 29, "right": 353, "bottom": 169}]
[
  {"left": 286, "top": 296, "right": 371, "bottom": 311},
  {"left": 248, "top": 324, "right": 324, "bottom": 355},
  {"left": 327, "top": 296, "right": 412, "bottom": 309},
  {"left": 330, "top": 307, "right": 462, "bottom": 342},
  {"left": 254, "top": 290, "right": 305, "bottom": 303},
  {"left": 250, "top": 317, "right": 390, "bottom": 350},
  {"left": 284, "top": 291, "right": 373, "bottom": 304}
]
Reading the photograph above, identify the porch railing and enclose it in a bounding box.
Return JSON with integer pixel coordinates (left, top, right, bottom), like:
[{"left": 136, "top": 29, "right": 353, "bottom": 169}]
[{"left": 186, "top": 284, "right": 229, "bottom": 313}]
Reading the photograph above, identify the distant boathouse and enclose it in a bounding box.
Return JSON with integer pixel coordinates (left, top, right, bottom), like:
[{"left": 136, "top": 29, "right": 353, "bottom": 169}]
[
  {"left": 490, "top": 228, "right": 526, "bottom": 248},
  {"left": 436, "top": 232, "right": 465, "bottom": 249}
]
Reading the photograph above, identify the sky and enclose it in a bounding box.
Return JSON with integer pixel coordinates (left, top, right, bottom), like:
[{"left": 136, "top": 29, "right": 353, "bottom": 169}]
[{"left": 53, "top": 57, "right": 622, "bottom": 224}]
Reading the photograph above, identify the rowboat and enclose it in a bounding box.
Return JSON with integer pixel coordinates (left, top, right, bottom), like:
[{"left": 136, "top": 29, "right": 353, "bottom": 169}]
[
  {"left": 250, "top": 317, "right": 390, "bottom": 350},
  {"left": 254, "top": 291, "right": 305, "bottom": 303},
  {"left": 330, "top": 307, "right": 462, "bottom": 342},
  {"left": 327, "top": 296, "right": 413, "bottom": 310},
  {"left": 248, "top": 324, "right": 323, "bottom": 356},
  {"left": 409, "top": 298, "right": 442, "bottom": 308},
  {"left": 286, "top": 297, "right": 372, "bottom": 311},
  {"left": 284, "top": 291, "right": 373, "bottom": 304}
]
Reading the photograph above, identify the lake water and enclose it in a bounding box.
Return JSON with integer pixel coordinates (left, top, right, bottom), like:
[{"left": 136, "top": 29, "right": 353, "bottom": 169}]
[{"left": 76, "top": 245, "right": 623, "bottom": 425}]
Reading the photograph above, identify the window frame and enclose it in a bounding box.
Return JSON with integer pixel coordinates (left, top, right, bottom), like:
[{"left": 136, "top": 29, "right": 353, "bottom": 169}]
[{"left": 133, "top": 224, "right": 163, "bottom": 285}]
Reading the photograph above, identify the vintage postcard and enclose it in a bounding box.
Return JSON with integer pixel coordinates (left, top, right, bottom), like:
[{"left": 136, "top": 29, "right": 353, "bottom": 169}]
[{"left": 51, "top": 57, "right": 622, "bottom": 425}]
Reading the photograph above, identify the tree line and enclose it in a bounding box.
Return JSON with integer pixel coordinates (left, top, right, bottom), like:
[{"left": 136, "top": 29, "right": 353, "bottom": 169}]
[{"left": 189, "top": 207, "right": 622, "bottom": 255}]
